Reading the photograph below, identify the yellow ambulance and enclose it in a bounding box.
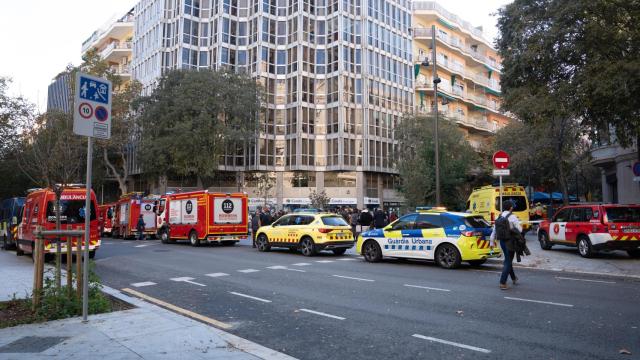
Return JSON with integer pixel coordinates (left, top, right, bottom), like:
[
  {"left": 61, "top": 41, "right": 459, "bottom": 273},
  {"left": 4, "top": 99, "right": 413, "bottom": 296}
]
[{"left": 466, "top": 184, "right": 531, "bottom": 230}]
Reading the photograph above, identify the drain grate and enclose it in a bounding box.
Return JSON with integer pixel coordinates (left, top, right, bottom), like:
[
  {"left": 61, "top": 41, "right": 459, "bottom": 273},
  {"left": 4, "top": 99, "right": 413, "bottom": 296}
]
[{"left": 0, "top": 336, "right": 69, "bottom": 353}]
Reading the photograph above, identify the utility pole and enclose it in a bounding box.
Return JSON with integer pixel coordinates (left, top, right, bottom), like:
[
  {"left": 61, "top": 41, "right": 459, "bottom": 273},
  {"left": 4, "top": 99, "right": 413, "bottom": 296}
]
[{"left": 431, "top": 25, "right": 441, "bottom": 206}]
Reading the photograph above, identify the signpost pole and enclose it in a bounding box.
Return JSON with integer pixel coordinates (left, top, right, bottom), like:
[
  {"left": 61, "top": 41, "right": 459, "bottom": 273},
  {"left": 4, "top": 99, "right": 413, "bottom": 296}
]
[
  {"left": 499, "top": 175, "right": 503, "bottom": 213},
  {"left": 82, "top": 137, "right": 93, "bottom": 322}
]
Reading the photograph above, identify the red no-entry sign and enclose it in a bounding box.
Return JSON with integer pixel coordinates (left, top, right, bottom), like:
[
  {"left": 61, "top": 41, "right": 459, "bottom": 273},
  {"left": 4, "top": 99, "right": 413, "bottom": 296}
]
[{"left": 493, "top": 150, "right": 510, "bottom": 169}]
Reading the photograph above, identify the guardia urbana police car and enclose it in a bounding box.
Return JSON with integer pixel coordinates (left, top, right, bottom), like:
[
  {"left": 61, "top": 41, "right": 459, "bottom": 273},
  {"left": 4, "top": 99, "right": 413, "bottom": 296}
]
[{"left": 355, "top": 208, "right": 501, "bottom": 269}]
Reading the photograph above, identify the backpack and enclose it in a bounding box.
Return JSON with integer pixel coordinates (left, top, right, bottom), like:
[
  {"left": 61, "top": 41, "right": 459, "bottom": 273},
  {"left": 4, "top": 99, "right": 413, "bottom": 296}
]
[{"left": 495, "top": 211, "right": 513, "bottom": 241}]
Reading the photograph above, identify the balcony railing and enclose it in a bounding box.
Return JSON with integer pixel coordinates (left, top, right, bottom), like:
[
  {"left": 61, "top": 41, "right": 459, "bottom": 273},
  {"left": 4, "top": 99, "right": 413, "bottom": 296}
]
[
  {"left": 413, "top": 27, "right": 501, "bottom": 71},
  {"left": 110, "top": 64, "right": 131, "bottom": 76},
  {"left": 100, "top": 41, "right": 132, "bottom": 58},
  {"left": 413, "top": 1, "right": 487, "bottom": 41}
]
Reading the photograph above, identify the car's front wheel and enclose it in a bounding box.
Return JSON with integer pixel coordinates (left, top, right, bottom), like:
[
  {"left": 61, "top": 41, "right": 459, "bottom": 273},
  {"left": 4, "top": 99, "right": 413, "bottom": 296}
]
[
  {"left": 577, "top": 236, "right": 593, "bottom": 258},
  {"left": 256, "top": 234, "right": 271, "bottom": 252},
  {"left": 538, "top": 231, "right": 553, "bottom": 250},
  {"left": 435, "top": 243, "right": 461, "bottom": 269},
  {"left": 362, "top": 240, "right": 382, "bottom": 262}
]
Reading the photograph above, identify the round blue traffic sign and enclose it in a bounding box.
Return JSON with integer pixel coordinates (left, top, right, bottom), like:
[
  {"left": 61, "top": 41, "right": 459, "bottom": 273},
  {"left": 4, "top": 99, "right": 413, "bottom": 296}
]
[
  {"left": 633, "top": 161, "right": 640, "bottom": 177},
  {"left": 95, "top": 106, "right": 108, "bottom": 122}
]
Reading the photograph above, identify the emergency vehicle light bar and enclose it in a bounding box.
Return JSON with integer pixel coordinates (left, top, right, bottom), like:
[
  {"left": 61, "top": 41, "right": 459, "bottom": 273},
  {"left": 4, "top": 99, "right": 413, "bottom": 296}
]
[{"left": 416, "top": 206, "right": 447, "bottom": 212}]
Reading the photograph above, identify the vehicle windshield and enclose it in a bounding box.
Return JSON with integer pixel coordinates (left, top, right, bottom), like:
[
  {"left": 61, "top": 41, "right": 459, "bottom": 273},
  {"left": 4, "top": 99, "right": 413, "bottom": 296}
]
[
  {"left": 464, "top": 216, "right": 491, "bottom": 228},
  {"left": 321, "top": 216, "right": 349, "bottom": 226},
  {"left": 495, "top": 196, "right": 527, "bottom": 212},
  {"left": 46, "top": 200, "right": 96, "bottom": 223},
  {"left": 605, "top": 207, "right": 640, "bottom": 223}
]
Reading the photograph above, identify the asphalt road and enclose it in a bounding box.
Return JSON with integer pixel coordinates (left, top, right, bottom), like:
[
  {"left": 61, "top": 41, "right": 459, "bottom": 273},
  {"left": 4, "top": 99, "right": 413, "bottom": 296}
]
[{"left": 94, "top": 237, "right": 640, "bottom": 360}]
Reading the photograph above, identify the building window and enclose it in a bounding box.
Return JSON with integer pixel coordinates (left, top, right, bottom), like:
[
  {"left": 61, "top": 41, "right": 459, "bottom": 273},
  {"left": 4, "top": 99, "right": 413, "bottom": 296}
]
[{"left": 325, "top": 171, "right": 356, "bottom": 187}]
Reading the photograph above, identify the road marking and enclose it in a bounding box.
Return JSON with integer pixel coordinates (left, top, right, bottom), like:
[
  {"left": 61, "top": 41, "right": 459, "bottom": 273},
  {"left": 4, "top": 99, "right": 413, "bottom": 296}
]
[
  {"left": 170, "top": 277, "right": 206, "bottom": 287},
  {"left": 468, "top": 269, "right": 502, "bottom": 274},
  {"left": 135, "top": 244, "right": 150, "bottom": 248},
  {"left": 504, "top": 296, "right": 573, "bottom": 307},
  {"left": 337, "top": 258, "right": 357, "bottom": 261},
  {"left": 121, "top": 288, "right": 232, "bottom": 329},
  {"left": 332, "top": 275, "right": 375, "bottom": 282},
  {"left": 206, "top": 272, "right": 229, "bottom": 278},
  {"left": 404, "top": 284, "right": 450, "bottom": 292},
  {"left": 292, "top": 262, "right": 311, "bottom": 266},
  {"left": 267, "top": 266, "right": 306, "bottom": 273},
  {"left": 131, "top": 281, "right": 156, "bottom": 287},
  {"left": 556, "top": 276, "right": 616, "bottom": 284},
  {"left": 315, "top": 260, "right": 334, "bottom": 263},
  {"left": 229, "top": 291, "right": 272, "bottom": 303},
  {"left": 412, "top": 334, "right": 491, "bottom": 354},
  {"left": 238, "top": 269, "right": 260, "bottom": 273},
  {"left": 298, "top": 308, "right": 345, "bottom": 320}
]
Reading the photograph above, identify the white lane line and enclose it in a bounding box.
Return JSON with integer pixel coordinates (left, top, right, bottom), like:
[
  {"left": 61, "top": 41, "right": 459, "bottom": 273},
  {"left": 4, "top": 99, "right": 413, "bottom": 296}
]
[
  {"left": 237, "top": 269, "right": 260, "bottom": 273},
  {"left": 134, "top": 244, "right": 150, "bottom": 248},
  {"left": 292, "top": 262, "right": 312, "bottom": 266},
  {"left": 299, "top": 308, "right": 346, "bottom": 320},
  {"left": 267, "top": 266, "right": 306, "bottom": 273},
  {"left": 315, "top": 260, "right": 335, "bottom": 263},
  {"left": 556, "top": 276, "right": 616, "bottom": 284},
  {"left": 206, "top": 272, "right": 229, "bottom": 278},
  {"left": 468, "top": 269, "right": 502, "bottom": 274},
  {"left": 412, "top": 334, "right": 491, "bottom": 354},
  {"left": 504, "top": 296, "right": 573, "bottom": 307},
  {"left": 404, "top": 284, "right": 450, "bottom": 292},
  {"left": 332, "top": 275, "right": 375, "bottom": 282},
  {"left": 229, "top": 291, "right": 272, "bottom": 303},
  {"left": 337, "top": 258, "right": 357, "bottom": 261},
  {"left": 130, "top": 281, "right": 156, "bottom": 287},
  {"left": 170, "top": 277, "right": 206, "bottom": 287}
]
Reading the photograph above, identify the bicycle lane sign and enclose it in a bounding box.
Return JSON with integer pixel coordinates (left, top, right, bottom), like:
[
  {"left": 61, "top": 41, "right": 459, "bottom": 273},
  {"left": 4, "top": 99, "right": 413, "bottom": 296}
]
[{"left": 73, "top": 72, "right": 112, "bottom": 139}]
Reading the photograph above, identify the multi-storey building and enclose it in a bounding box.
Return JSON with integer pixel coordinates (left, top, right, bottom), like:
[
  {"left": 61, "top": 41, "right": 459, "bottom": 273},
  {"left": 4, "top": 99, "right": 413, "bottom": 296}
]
[
  {"left": 81, "top": 9, "right": 135, "bottom": 82},
  {"left": 132, "top": 0, "right": 413, "bottom": 210},
  {"left": 47, "top": 72, "right": 71, "bottom": 113},
  {"left": 412, "top": 1, "right": 510, "bottom": 149},
  {"left": 591, "top": 138, "right": 639, "bottom": 204}
]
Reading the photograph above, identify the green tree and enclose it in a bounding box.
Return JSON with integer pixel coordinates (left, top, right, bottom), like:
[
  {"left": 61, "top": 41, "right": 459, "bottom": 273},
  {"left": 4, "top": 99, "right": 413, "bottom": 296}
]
[
  {"left": 496, "top": 0, "right": 640, "bottom": 203},
  {"left": 309, "top": 189, "right": 330, "bottom": 210},
  {"left": 134, "top": 69, "right": 262, "bottom": 188},
  {"left": 396, "top": 115, "right": 478, "bottom": 210}
]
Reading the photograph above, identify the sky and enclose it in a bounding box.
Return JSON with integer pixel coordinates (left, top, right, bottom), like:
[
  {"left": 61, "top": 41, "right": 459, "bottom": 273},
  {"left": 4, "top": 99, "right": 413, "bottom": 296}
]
[{"left": 0, "top": 0, "right": 511, "bottom": 112}]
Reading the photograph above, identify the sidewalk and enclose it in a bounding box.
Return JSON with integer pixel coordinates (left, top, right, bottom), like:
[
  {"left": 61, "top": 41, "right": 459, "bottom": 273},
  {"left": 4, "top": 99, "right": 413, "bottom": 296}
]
[
  {"left": 0, "top": 251, "right": 296, "bottom": 360},
  {"left": 486, "top": 234, "right": 640, "bottom": 278}
]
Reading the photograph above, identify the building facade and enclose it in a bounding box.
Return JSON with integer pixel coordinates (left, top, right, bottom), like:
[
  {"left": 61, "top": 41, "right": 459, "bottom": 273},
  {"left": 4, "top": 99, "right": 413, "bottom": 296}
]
[
  {"left": 591, "top": 140, "right": 640, "bottom": 204},
  {"left": 46, "top": 73, "right": 72, "bottom": 113},
  {"left": 412, "top": 1, "right": 511, "bottom": 149},
  {"left": 132, "top": 0, "right": 413, "bottom": 210}
]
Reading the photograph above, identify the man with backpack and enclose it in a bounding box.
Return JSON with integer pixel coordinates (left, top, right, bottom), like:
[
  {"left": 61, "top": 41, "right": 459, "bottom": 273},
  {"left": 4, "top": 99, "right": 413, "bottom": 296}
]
[{"left": 490, "top": 200, "right": 522, "bottom": 290}]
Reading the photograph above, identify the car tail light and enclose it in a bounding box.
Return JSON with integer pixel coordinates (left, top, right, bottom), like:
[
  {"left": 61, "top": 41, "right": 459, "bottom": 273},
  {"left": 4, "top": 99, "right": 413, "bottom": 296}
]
[
  {"left": 591, "top": 225, "right": 608, "bottom": 233},
  {"left": 490, "top": 213, "right": 495, "bottom": 223},
  {"left": 462, "top": 231, "right": 474, "bottom": 237},
  {"left": 318, "top": 228, "right": 333, "bottom": 233}
]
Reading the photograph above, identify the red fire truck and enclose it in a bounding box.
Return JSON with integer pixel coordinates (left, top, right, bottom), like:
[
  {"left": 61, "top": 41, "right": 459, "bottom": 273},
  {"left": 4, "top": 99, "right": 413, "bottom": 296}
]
[
  {"left": 157, "top": 191, "right": 249, "bottom": 246},
  {"left": 17, "top": 186, "right": 100, "bottom": 259},
  {"left": 98, "top": 202, "right": 116, "bottom": 237},
  {"left": 112, "top": 193, "right": 158, "bottom": 239}
]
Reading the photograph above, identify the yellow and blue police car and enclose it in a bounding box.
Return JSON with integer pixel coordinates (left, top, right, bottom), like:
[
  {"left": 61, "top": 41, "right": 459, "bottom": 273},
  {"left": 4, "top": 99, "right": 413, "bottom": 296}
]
[
  {"left": 355, "top": 207, "right": 501, "bottom": 269},
  {"left": 255, "top": 213, "right": 354, "bottom": 256}
]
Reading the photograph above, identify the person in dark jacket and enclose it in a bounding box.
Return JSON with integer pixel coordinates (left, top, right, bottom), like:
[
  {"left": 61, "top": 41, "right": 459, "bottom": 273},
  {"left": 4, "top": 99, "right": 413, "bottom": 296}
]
[
  {"left": 251, "top": 207, "right": 261, "bottom": 248},
  {"left": 359, "top": 209, "right": 373, "bottom": 232},
  {"left": 373, "top": 208, "right": 388, "bottom": 229},
  {"left": 136, "top": 214, "right": 145, "bottom": 240}
]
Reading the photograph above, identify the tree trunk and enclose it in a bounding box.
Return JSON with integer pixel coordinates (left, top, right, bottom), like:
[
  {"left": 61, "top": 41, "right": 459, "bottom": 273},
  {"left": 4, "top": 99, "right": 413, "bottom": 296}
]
[{"left": 103, "top": 148, "right": 127, "bottom": 195}]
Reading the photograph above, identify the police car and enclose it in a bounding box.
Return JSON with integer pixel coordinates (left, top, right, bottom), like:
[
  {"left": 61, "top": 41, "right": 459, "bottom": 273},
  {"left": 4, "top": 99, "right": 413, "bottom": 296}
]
[{"left": 355, "top": 208, "right": 501, "bottom": 269}]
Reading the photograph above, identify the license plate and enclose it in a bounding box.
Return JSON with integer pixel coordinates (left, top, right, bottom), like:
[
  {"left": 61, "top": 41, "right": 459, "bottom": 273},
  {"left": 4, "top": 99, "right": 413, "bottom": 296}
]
[{"left": 623, "top": 228, "right": 640, "bottom": 233}]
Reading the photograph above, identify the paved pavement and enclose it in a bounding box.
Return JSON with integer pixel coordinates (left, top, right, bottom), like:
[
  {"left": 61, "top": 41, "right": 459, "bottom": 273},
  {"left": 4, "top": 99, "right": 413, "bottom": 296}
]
[
  {"left": 90, "top": 237, "right": 640, "bottom": 360},
  {"left": 0, "top": 250, "right": 296, "bottom": 360},
  {"left": 0, "top": 251, "right": 34, "bottom": 301},
  {"left": 486, "top": 234, "right": 640, "bottom": 278}
]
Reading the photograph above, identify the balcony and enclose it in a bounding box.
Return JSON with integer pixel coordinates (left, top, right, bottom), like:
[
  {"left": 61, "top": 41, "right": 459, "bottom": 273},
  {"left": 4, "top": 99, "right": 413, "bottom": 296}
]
[
  {"left": 413, "top": 27, "right": 502, "bottom": 71},
  {"left": 413, "top": 1, "right": 487, "bottom": 41},
  {"left": 110, "top": 64, "right": 131, "bottom": 77},
  {"left": 100, "top": 41, "right": 132, "bottom": 61}
]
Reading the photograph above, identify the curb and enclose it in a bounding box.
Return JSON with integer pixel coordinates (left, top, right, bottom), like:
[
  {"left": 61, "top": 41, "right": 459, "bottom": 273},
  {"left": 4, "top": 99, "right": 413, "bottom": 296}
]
[
  {"left": 483, "top": 259, "right": 640, "bottom": 280},
  {"left": 100, "top": 284, "right": 298, "bottom": 360}
]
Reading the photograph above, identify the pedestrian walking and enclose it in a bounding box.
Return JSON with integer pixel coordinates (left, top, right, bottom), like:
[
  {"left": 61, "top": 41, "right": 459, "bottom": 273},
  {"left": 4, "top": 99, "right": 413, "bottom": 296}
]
[
  {"left": 490, "top": 200, "right": 522, "bottom": 290},
  {"left": 136, "top": 214, "right": 146, "bottom": 241},
  {"left": 251, "top": 207, "right": 261, "bottom": 248}
]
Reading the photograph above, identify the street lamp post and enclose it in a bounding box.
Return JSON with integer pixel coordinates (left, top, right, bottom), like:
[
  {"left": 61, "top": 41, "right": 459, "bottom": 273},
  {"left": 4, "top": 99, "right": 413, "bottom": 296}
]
[{"left": 431, "top": 25, "right": 441, "bottom": 206}]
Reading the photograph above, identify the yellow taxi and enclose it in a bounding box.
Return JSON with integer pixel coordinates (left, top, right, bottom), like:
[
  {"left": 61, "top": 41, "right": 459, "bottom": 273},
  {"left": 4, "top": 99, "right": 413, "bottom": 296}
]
[
  {"left": 255, "top": 213, "right": 354, "bottom": 256},
  {"left": 356, "top": 207, "right": 501, "bottom": 269}
]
